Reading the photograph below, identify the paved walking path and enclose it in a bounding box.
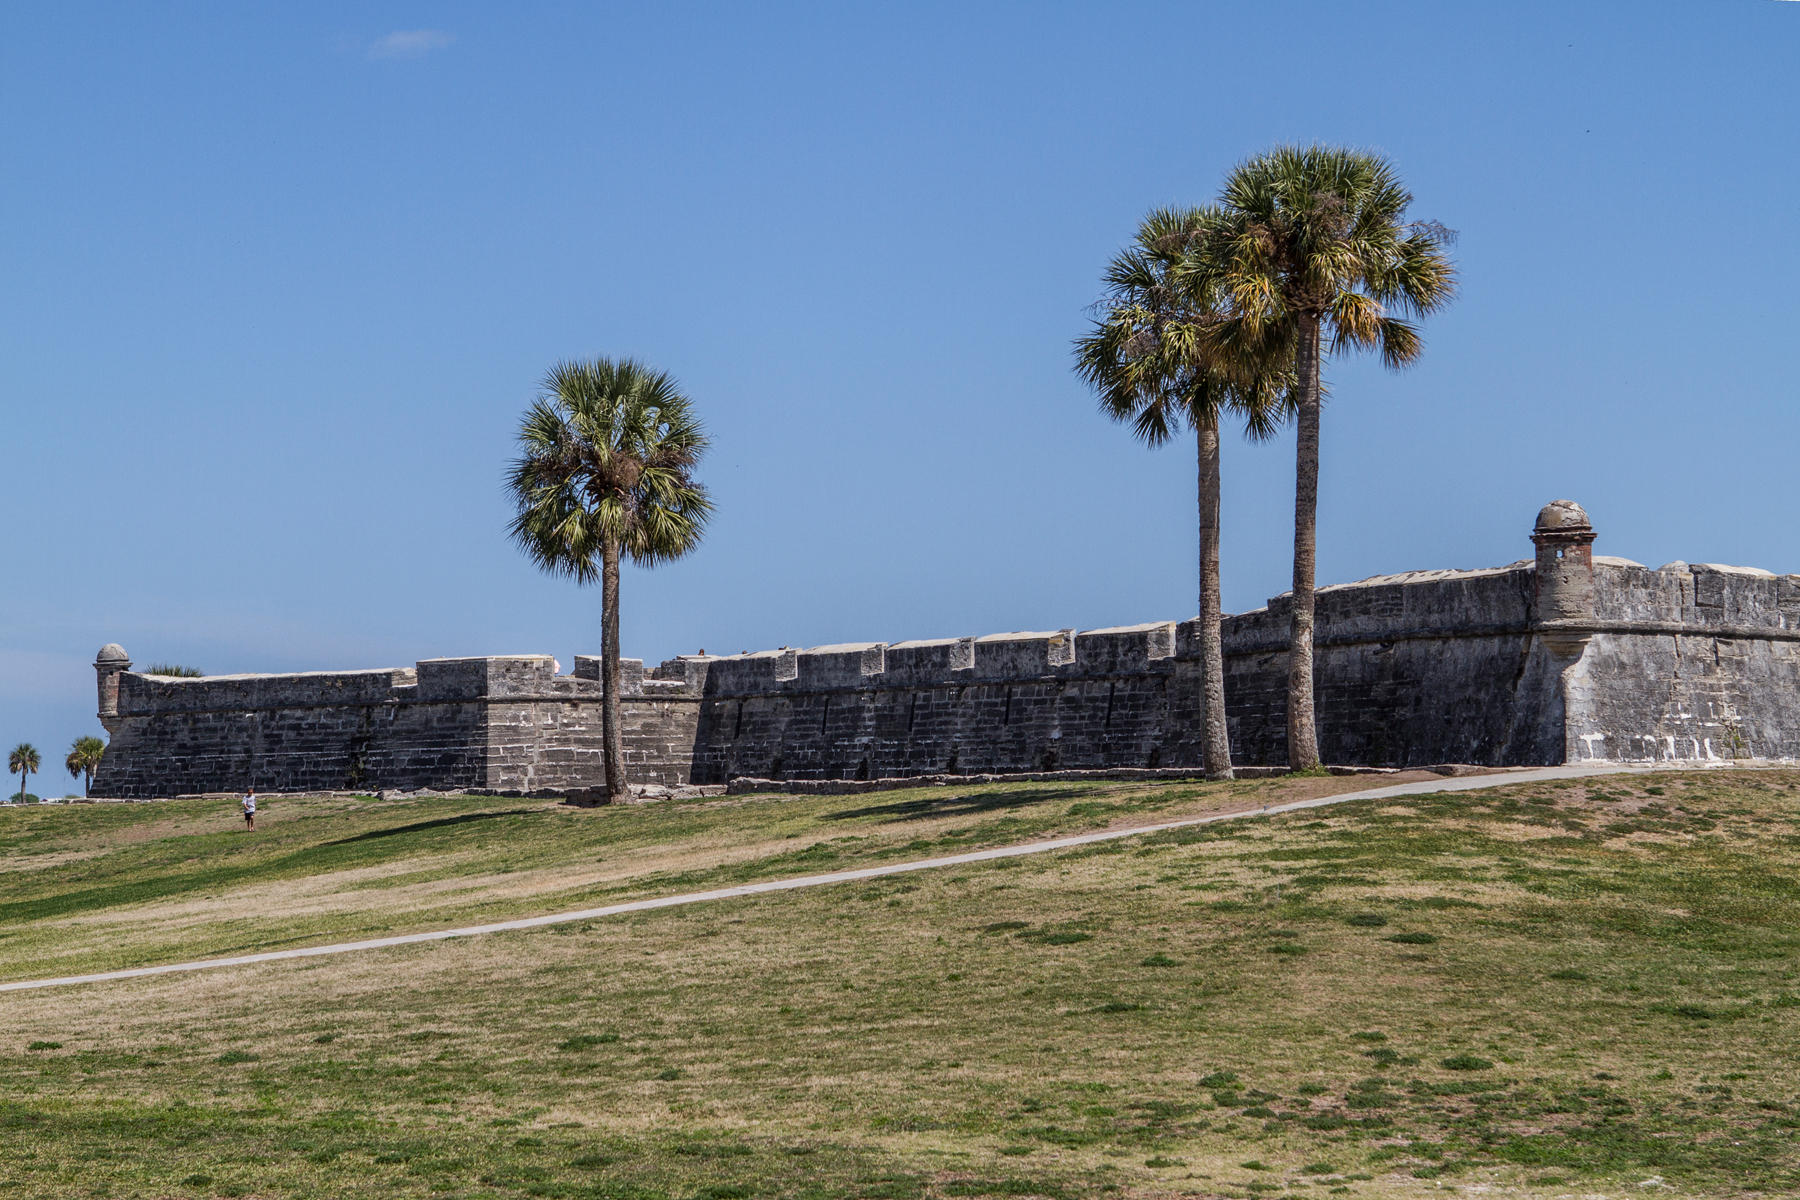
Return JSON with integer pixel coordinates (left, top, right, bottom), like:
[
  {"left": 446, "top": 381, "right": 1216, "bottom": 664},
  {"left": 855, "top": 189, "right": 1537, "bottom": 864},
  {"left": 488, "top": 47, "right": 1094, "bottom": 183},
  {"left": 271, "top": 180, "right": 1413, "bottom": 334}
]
[{"left": 0, "top": 762, "right": 1660, "bottom": 994}]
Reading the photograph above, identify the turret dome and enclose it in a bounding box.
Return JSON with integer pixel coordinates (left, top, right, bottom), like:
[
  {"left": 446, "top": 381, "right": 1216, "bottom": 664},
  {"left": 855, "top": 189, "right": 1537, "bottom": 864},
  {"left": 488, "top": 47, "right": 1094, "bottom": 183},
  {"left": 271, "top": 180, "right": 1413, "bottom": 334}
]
[{"left": 1534, "top": 499, "right": 1591, "bottom": 533}]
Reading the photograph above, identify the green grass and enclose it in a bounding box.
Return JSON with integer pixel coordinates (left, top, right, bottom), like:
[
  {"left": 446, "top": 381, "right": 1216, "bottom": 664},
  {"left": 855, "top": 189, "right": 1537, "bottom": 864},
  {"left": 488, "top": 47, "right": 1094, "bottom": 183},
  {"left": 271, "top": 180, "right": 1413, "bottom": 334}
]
[{"left": 2, "top": 769, "right": 1799, "bottom": 1198}]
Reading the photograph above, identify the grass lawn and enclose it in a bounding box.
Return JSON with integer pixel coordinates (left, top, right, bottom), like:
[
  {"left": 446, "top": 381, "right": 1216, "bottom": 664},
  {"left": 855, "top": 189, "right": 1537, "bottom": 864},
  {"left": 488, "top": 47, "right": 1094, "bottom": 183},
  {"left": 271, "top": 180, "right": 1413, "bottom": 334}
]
[{"left": 3, "top": 769, "right": 1799, "bottom": 1198}]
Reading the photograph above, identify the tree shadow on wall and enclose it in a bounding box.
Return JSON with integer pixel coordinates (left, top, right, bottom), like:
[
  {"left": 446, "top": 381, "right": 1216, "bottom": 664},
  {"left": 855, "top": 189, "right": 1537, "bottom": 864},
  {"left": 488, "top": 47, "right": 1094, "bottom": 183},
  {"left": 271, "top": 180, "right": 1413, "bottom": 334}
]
[
  {"left": 323, "top": 808, "right": 541, "bottom": 846},
  {"left": 822, "top": 788, "right": 1081, "bottom": 825}
]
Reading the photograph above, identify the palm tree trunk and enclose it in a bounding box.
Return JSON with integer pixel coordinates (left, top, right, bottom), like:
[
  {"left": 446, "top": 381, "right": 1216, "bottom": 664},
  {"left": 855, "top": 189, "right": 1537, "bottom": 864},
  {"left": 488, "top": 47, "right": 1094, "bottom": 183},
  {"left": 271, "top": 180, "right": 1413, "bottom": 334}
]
[
  {"left": 1287, "top": 316, "right": 1323, "bottom": 772},
  {"left": 1197, "top": 421, "right": 1233, "bottom": 781},
  {"left": 600, "top": 538, "right": 628, "bottom": 802}
]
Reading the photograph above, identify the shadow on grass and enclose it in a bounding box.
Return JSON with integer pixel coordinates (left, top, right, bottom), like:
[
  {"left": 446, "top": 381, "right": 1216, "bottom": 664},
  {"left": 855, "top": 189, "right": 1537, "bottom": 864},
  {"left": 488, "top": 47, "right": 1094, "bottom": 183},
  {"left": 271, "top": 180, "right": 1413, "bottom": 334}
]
[
  {"left": 322, "top": 809, "right": 539, "bottom": 846},
  {"left": 0, "top": 808, "right": 544, "bottom": 929},
  {"left": 823, "top": 788, "right": 1079, "bottom": 824}
]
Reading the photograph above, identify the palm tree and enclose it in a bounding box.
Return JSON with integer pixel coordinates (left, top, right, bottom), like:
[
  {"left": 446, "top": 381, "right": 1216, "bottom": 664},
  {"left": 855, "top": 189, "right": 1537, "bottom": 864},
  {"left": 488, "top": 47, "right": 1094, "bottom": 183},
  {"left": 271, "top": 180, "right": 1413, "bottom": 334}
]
[
  {"left": 1075, "top": 206, "right": 1286, "bottom": 781},
  {"left": 507, "top": 358, "right": 713, "bottom": 803},
  {"left": 1208, "top": 145, "right": 1456, "bottom": 770},
  {"left": 66, "top": 735, "right": 106, "bottom": 796},
  {"left": 9, "top": 743, "right": 41, "bottom": 803}
]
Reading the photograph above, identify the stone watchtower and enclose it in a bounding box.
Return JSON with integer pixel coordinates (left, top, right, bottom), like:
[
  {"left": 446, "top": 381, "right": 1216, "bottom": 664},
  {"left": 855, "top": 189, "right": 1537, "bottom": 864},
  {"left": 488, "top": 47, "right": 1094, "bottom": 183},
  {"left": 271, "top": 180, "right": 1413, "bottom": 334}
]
[
  {"left": 1531, "top": 500, "right": 1597, "bottom": 655},
  {"left": 95, "top": 643, "right": 130, "bottom": 735}
]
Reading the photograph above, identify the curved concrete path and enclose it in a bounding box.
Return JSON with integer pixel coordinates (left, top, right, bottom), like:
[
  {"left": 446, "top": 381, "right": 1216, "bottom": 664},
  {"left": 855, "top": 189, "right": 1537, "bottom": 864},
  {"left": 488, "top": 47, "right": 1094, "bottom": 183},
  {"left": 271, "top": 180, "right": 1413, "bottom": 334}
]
[{"left": 0, "top": 763, "right": 1653, "bottom": 994}]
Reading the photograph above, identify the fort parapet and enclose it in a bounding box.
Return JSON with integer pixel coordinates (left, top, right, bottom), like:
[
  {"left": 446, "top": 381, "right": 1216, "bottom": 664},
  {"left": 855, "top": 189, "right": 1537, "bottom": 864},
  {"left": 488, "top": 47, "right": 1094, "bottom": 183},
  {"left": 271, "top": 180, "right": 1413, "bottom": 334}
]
[{"left": 90, "top": 502, "right": 1800, "bottom": 797}]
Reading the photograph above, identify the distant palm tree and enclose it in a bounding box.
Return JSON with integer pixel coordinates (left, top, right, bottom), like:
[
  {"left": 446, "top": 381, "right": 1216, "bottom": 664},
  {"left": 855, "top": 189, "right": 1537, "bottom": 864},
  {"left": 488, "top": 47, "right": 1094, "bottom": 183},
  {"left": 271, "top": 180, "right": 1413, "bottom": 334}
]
[
  {"left": 9, "top": 743, "right": 41, "bottom": 803},
  {"left": 1075, "top": 206, "right": 1286, "bottom": 781},
  {"left": 507, "top": 358, "right": 713, "bottom": 803},
  {"left": 1210, "top": 145, "right": 1456, "bottom": 770},
  {"left": 66, "top": 735, "right": 106, "bottom": 796}
]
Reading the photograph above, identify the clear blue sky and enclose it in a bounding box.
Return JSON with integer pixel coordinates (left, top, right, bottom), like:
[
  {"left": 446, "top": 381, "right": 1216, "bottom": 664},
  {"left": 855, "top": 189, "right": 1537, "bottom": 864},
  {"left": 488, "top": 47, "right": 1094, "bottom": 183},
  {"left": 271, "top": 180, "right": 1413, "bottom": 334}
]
[{"left": 4, "top": 2, "right": 1797, "bottom": 792}]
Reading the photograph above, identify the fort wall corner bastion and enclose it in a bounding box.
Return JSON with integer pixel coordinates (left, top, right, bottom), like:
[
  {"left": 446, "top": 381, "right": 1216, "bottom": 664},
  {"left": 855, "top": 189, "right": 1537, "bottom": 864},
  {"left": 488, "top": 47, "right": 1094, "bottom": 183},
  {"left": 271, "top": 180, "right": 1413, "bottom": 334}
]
[{"left": 88, "top": 502, "right": 1800, "bottom": 798}]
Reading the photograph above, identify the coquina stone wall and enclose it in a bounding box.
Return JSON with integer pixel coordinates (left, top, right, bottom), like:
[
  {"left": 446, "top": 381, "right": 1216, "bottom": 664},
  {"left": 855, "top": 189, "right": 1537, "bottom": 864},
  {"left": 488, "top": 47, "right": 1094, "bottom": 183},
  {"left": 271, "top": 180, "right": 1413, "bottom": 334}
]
[{"left": 88, "top": 502, "right": 1800, "bottom": 797}]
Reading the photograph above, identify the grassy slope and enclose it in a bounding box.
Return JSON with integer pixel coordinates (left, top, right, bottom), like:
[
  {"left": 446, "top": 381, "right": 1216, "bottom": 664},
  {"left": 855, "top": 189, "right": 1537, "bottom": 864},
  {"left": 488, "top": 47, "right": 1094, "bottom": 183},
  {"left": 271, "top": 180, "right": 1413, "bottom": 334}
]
[
  {"left": 0, "top": 774, "right": 1413, "bottom": 982},
  {"left": 1, "top": 771, "right": 1798, "bottom": 1200}
]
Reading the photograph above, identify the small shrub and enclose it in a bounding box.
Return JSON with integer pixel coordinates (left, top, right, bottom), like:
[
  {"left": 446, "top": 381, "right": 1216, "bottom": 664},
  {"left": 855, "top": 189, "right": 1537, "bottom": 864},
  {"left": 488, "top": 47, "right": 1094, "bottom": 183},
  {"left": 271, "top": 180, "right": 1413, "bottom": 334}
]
[
  {"left": 1240, "top": 1159, "right": 1271, "bottom": 1170},
  {"left": 998, "top": 1145, "right": 1033, "bottom": 1156},
  {"left": 654, "top": 1067, "right": 684, "bottom": 1081},
  {"left": 1304, "top": 1114, "right": 1350, "bottom": 1130},
  {"left": 1144, "top": 1156, "right": 1185, "bottom": 1168},
  {"left": 1345, "top": 1079, "right": 1404, "bottom": 1107},
  {"left": 215, "top": 1050, "right": 260, "bottom": 1065},
  {"left": 1140, "top": 953, "right": 1177, "bottom": 967},
  {"left": 1303, "top": 1162, "right": 1337, "bottom": 1174},
  {"left": 180, "top": 1175, "right": 213, "bottom": 1188},
  {"left": 1297, "top": 1082, "right": 1328, "bottom": 1096},
  {"left": 311, "top": 1033, "right": 337, "bottom": 1044},
  {"left": 144, "top": 663, "right": 204, "bottom": 678},
  {"left": 1351, "top": 1031, "right": 1387, "bottom": 1042},
  {"left": 1386, "top": 931, "right": 1438, "bottom": 945},
  {"left": 1363, "top": 1048, "right": 1401, "bottom": 1066},
  {"left": 1440, "top": 1054, "right": 1493, "bottom": 1071},
  {"left": 558, "top": 1033, "right": 620, "bottom": 1052},
  {"left": 1346, "top": 913, "right": 1388, "bottom": 927},
  {"left": 1093, "top": 1001, "right": 1143, "bottom": 1013},
  {"left": 26, "top": 1041, "right": 61, "bottom": 1051},
  {"left": 1241, "top": 1105, "right": 1275, "bottom": 1118},
  {"left": 1198, "top": 1070, "right": 1239, "bottom": 1088}
]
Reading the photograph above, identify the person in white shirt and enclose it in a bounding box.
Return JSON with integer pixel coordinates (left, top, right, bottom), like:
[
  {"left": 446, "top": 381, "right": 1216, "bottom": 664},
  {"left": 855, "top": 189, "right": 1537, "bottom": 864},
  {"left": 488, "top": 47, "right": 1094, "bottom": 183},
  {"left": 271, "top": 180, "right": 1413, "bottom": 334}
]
[{"left": 242, "top": 788, "right": 257, "bottom": 830}]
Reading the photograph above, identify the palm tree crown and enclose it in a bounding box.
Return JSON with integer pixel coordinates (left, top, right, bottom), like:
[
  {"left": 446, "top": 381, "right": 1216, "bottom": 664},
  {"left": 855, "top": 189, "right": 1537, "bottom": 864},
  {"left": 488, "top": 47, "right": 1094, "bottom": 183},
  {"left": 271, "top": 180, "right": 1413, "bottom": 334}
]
[
  {"left": 1076, "top": 205, "right": 1288, "bottom": 445},
  {"left": 508, "top": 358, "right": 713, "bottom": 578},
  {"left": 1210, "top": 144, "right": 1456, "bottom": 364}
]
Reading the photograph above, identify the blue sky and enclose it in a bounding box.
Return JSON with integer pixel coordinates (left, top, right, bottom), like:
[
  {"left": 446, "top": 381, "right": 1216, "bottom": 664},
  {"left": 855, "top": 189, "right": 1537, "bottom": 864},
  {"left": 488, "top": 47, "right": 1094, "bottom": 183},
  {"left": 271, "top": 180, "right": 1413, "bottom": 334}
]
[{"left": 3, "top": 2, "right": 1797, "bottom": 791}]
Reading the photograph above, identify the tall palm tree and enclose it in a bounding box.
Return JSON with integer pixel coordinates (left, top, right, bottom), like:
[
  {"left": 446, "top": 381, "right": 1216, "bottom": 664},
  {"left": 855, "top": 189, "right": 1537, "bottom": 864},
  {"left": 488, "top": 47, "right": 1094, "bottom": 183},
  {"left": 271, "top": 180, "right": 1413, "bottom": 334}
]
[
  {"left": 1208, "top": 145, "right": 1456, "bottom": 770},
  {"left": 507, "top": 358, "right": 713, "bottom": 803},
  {"left": 66, "top": 735, "right": 106, "bottom": 796},
  {"left": 1075, "top": 206, "right": 1286, "bottom": 781},
  {"left": 9, "top": 743, "right": 40, "bottom": 803}
]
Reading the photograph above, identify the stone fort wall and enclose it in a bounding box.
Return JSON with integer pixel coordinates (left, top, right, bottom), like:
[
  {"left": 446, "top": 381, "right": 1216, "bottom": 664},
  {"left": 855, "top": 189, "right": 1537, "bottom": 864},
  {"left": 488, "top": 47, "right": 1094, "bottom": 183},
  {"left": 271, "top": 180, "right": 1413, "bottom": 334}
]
[{"left": 89, "top": 504, "right": 1800, "bottom": 797}]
